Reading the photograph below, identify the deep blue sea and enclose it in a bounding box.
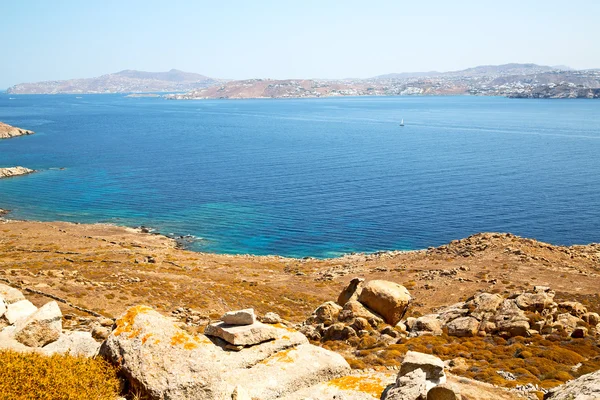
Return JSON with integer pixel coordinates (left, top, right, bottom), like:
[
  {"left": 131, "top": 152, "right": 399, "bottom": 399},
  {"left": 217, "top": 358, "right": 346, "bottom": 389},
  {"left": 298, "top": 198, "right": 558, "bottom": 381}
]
[{"left": 1, "top": 94, "right": 599, "bottom": 257}]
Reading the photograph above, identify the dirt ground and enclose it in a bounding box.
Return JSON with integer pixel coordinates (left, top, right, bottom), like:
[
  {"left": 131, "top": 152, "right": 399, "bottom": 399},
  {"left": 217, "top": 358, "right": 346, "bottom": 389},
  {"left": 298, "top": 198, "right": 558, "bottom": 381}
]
[{"left": 1, "top": 219, "right": 598, "bottom": 322}]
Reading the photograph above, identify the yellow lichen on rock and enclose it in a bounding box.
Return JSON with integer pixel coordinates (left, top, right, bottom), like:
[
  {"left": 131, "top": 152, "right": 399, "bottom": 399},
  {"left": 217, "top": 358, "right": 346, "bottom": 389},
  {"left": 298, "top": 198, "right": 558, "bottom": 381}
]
[
  {"left": 113, "top": 305, "right": 153, "bottom": 337},
  {"left": 327, "top": 375, "right": 386, "bottom": 397}
]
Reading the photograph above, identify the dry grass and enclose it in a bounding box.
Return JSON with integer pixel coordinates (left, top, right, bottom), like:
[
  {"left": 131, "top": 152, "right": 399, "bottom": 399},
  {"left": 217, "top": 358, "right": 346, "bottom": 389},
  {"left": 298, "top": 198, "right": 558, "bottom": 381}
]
[
  {"left": 323, "top": 333, "right": 600, "bottom": 390},
  {"left": 0, "top": 350, "right": 121, "bottom": 400}
]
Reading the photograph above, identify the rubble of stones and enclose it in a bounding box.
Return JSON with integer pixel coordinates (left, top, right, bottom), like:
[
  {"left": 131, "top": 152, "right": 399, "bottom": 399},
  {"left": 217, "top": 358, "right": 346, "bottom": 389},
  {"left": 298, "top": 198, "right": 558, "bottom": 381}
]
[
  {"left": 0, "top": 283, "right": 109, "bottom": 357},
  {"left": 301, "top": 278, "right": 600, "bottom": 347},
  {"left": 427, "top": 232, "right": 600, "bottom": 265}
]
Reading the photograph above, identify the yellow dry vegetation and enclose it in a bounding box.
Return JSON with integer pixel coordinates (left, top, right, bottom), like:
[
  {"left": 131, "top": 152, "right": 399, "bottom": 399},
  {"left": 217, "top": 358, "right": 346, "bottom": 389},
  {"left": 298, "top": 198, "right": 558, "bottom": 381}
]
[
  {"left": 0, "top": 350, "right": 120, "bottom": 400},
  {"left": 325, "top": 333, "right": 600, "bottom": 390}
]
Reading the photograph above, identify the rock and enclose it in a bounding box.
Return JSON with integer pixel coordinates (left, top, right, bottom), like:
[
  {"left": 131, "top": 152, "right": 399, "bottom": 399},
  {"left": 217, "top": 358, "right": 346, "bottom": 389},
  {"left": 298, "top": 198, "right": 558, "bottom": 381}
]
[
  {"left": 337, "top": 277, "right": 364, "bottom": 306},
  {"left": 558, "top": 301, "right": 587, "bottom": 317},
  {"left": 262, "top": 312, "right": 282, "bottom": 324},
  {"left": 427, "top": 383, "right": 461, "bottom": 400},
  {"left": 351, "top": 317, "right": 371, "bottom": 332},
  {"left": 0, "top": 299, "right": 5, "bottom": 319},
  {"left": 555, "top": 313, "right": 582, "bottom": 335},
  {"left": 222, "top": 308, "right": 256, "bottom": 325},
  {"left": 399, "top": 351, "right": 446, "bottom": 391},
  {"left": 14, "top": 301, "right": 62, "bottom": 347},
  {"left": 412, "top": 315, "right": 443, "bottom": 336},
  {"left": 100, "top": 305, "right": 229, "bottom": 400},
  {"left": 0, "top": 283, "right": 26, "bottom": 305},
  {"left": 299, "top": 325, "right": 321, "bottom": 341},
  {"left": 0, "top": 122, "right": 34, "bottom": 139},
  {"left": 494, "top": 300, "right": 530, "bottom": 337},
  {"left": 358, "top": 280, "right": 411, "bottom": 325},
  {"left": 43, "top": 331, "right": 100, "bottom": 357},
  {"left": 91, "top": 325, "right": 111, "bottom": 340},
  {"left": 313, "top": 301, "right": 343, "bottom": 324},
  {"left": 223, "top": 344, "right": 350, "bottom": 399},
  {"left": 322, "top": 323, "right": 356, "bottom": 341},
  {"left": 515, "top": 292, "right": 555, "bottom": 313},
  {"left": 544, "top": 369, "right": 600, "bottom": 399},
  {"left": 437, "top": 303, "right": 469, "bottom": 325},
  {"left": 4, "top": 299, "right": 38, "bottom": 325},
  {"left": 582, "top": 312, "right": 600, "bottom": 326},
  {"left": 0, "top": 166, "right": 35, "bottom": 179},
  {"left": 99, "top": 317, "right": 115, "bottom": 327},
  {"left": 384, "top": 368, "right": 428, "bottom": 400},
  {"left": 339, "top": 300, "right": 384, "bottom": 327},
  {"left": 571, "top": 326, "right": 588, "bottom": 338},
  {"left": 446, "top": 317, "right": 479, "bottom": 337},
  {"left": 231, "top": 385, "right": 252, "bottom": 400},
  {"left": 204, "top": 320, "right": 279, "bottom": 345},
  {"left": 469, "top": 293, "right": 503, "bottom": 315}
]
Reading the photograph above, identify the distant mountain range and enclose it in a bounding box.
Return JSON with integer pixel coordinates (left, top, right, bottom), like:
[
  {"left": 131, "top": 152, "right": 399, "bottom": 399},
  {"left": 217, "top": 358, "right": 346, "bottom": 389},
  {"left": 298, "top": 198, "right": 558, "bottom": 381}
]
[
  {"left": 7, "top": 64, "right": 600, "bottom": 99},
  {"left": 6, "top": 69, "right": 219, "bottom": 94}
]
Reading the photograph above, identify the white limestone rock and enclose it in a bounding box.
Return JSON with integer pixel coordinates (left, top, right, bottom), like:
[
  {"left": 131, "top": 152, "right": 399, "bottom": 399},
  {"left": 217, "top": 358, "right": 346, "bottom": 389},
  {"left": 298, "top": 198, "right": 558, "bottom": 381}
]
[
  {"left": 205, "top": 320, "right": 279, "bottom": 346},
  {"left": 222, "top": 308, "right": 256, "bottom": 325},
  {"left": 4, "top": 299, "right": 38, "bottom": 325},
  {"left": 14, "top": 301, "right": 62, "bottom": 347},
  {"left": 43, "top": 331, "right": 100, "bottom": 357}
]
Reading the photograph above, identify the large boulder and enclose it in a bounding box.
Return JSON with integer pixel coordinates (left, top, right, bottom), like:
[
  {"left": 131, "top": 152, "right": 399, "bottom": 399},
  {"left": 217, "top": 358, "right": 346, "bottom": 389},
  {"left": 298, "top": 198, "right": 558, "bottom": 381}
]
[
  {"left": 515, "top": 292, "right": 555, "bottom": 313},
  {"left": 446, "top": 317, "right": 479, "bottom": 337},
  {"left": 101, "top": 305, "right": 351, "bottom": 400},
  {"left": 399, "top": 351, "right": 446, "bottom": 391},
  {"left": 358, "top": 280, "right": 411, "bottom": 325},
  {"left": 383, "top": 352, "right": 447, "bottom": 400},
  {"left": 337, "top": 277, "right": 364, "bottom": 306},
  {"left": 100, "top": 305, "right": 229, "bottom": 400},
  {"left": 13, "top": 301, "right": 62, "bottom": 347},
  {"left": 43, "top": 331, "right": 100, "bottom": 357},
  {"left": 4, "top": 299, "right": 37, "bottom": 325},
  {"left": 384, "top": 369, "right": 428, "bottom": 400},
  {"left": 494, "top": 300, "right": 530, "bottom": 337},
  {"left": 544, "top": 369, "right": 600, "bottom": 399}
]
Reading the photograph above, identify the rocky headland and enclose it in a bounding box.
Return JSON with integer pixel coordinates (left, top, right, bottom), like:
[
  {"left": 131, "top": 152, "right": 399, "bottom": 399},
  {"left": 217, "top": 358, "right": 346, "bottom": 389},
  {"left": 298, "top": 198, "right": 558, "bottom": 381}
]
[
  {"left": 0, "top": 122, "right": 34, "bottom": 139},
  {"left": 0, "top": 166, "right": 35, "bottom": 179}
]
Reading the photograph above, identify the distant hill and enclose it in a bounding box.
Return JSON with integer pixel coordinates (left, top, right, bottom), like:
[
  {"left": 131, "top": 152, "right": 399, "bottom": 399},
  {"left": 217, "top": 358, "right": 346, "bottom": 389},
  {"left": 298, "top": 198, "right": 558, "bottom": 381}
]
[
  {"left": 374, "top": 63, "right": 560, "bottom": 80},
  {"left": 7, "top": 69, "right": 219, "bottom": 94}
]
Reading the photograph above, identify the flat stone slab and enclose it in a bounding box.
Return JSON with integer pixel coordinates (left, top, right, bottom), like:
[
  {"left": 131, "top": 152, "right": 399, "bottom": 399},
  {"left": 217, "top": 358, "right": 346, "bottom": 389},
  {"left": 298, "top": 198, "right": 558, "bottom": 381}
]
[
  {"left": 222, "top": 308, "right": 256, "bottom": 325},
  {"left": 221, "top": 343, "right": 351, "bottom": 399},
  {"left": 205, "top": 321, "right": 279, "bottom": 346}
]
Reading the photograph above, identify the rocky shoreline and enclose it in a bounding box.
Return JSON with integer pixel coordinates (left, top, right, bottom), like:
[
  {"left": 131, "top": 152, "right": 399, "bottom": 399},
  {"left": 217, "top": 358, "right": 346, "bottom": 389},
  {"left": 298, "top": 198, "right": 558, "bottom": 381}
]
[
  {"left": 0, "top": 122, "right": 34, "bottom": 139},
  {"left": 0, "top": 166, "right": 35, "bottom": 179}
]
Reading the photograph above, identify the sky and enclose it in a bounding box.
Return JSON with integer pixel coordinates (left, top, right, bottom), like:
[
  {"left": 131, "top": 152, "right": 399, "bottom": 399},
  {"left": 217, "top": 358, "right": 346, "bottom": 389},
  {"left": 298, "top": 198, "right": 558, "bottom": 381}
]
[{"left": 1, "top": 0, "right": 599, "bottom": 88}]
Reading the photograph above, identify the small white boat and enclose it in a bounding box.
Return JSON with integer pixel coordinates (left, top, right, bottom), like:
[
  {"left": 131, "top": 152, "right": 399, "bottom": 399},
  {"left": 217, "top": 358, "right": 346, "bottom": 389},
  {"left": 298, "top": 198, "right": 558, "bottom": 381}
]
[{"left": 399, "top": 118, "right": 404, "bottom": 127}]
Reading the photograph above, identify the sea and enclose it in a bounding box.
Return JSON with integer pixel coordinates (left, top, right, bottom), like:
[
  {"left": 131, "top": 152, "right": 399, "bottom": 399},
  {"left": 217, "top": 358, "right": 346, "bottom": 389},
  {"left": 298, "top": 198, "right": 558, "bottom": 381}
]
[{"left": 1, "top": 94, "right": 599, "bottom": 258}]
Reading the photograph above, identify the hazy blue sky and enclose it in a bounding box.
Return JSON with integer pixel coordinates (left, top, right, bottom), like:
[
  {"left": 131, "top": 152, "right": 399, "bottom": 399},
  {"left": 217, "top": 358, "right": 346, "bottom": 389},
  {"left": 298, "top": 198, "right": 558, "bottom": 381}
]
[{"left": 2, "top": 0, "right": 599, "bottom": 88}]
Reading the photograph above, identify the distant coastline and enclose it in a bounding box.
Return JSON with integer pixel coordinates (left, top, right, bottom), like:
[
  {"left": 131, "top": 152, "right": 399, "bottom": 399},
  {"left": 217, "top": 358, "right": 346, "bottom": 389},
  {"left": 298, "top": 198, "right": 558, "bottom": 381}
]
[{"left": 6, "top": 63, "right": 600, "bottom": 99}]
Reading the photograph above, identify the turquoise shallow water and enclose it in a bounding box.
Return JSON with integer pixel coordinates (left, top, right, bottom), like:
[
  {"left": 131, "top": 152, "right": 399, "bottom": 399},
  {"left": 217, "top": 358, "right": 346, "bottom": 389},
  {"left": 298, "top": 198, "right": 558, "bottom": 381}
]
[{"left": 1, "top": 94, "right": 599, "bottom": 257}]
